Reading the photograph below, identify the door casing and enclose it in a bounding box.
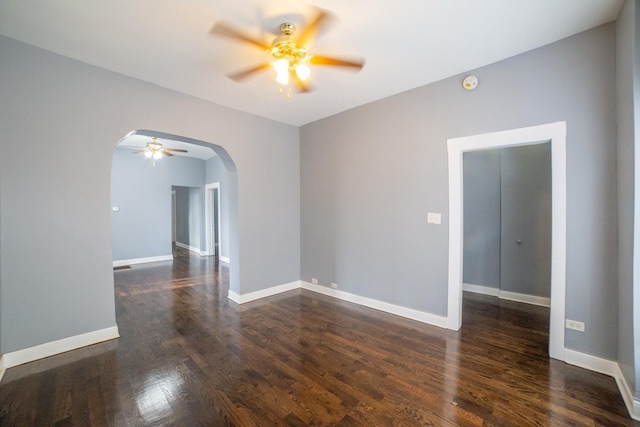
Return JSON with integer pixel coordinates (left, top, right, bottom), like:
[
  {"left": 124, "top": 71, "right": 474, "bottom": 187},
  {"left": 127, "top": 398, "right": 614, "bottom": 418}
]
[{"left": 447, "top": 122, "right": 566, "bottom": 361}]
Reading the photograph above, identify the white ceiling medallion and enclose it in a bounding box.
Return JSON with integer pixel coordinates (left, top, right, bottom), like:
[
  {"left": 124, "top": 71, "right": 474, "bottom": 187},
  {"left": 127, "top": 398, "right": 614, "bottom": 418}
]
[{"left": 462, "top": 75, "right": 478, "bottom": 90}]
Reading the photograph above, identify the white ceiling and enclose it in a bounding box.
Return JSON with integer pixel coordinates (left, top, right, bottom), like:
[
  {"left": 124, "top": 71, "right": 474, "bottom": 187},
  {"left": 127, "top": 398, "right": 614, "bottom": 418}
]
[
  {"left": 0, "top": 0, "right": 624, "bottom": 127},
  {"left": 117, "top": 134, "right": 217, "bottom": 160}
]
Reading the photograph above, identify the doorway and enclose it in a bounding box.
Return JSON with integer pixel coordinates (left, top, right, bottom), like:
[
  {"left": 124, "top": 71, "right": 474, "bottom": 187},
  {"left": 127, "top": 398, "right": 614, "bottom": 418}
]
[
  {"left": 205, "top": 182, "right": 221, "bottom": 258},
  {"left": 447, "top": 122, "right": 567, "bottom": 361},
  {"left": 463, "top": 144, "right": 552, "bottom": 305},
  {"left": 112, "top": 129, "right": 239, "bottom": 293}
]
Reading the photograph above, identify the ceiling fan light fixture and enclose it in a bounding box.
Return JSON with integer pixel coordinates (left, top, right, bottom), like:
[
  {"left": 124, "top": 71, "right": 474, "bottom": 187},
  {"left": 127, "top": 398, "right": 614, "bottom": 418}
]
[
  {"left": 295, "top": 63, "right": 311, "bottom": 81},
  {"left": 276, "top": 72, "right": 290, "bottom": 85},
  {"left": 153, "top": 151, "right": 162, "bottom": 160},
  {"left": 273, "top": 58, "right": 289, "bottom": 74},
  {"left": 273, "top": 59, "right": 290, "bottom": 85},
  {"left": 211, "top": 9, "right": 364, "bottom": 93},
  {"left": 144, "top": 150, "right": 153, "bottom": 159}
]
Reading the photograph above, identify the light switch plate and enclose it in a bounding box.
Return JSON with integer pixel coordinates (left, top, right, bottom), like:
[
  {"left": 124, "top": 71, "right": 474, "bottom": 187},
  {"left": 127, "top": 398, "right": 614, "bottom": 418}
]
[{"left": 427, "top": 212, "right": 441, "bottom": 224}]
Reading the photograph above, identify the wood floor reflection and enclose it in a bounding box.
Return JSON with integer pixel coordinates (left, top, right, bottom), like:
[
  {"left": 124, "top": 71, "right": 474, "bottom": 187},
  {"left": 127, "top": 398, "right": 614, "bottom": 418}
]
[{"left": 0, "top": 246, "right": 637, "bottom": 426}]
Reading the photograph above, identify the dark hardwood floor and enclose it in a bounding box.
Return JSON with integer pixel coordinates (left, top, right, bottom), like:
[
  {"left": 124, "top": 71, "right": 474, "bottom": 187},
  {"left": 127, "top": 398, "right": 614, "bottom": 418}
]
[{"left": 0, "top": 246, "right": 637, "bottom": 426}]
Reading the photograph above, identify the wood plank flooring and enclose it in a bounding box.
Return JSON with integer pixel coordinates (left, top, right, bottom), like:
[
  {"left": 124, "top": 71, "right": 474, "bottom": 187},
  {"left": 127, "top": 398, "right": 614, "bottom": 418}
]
[{"left": 0, "top": 246, "right": 637, "bottom": 426}]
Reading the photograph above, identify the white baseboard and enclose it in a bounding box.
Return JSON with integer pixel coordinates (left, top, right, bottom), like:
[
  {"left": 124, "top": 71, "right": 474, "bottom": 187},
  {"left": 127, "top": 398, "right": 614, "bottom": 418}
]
[
  {"left": 463, "top": 283, "right": 499, "bottom": 296},
  {"left": 565, "top": 349, "right": 640, "bottom": 421},
  {"left": 219, "top": 256, "right": 230, "bottom": 263},
  {"left": 175, "top": 242, "right": 202, "bottom": 255},
  {"left": 228, "top": 281, "right": 301, "bottom": 304},
  {"left": 463, "top": 283, "right": 550, "bottom": 307},
  {"left": 228, "top": 289, "right": 240, "bottom": 303},
  {"left": 175, "top": 242, "right": 216, "bottom": 258},
  {"left": 499, "top": 290, "right": 550, "bottom": 307},
  {"left": 301, "top": 281, "right": 449, "bottom": 329},
  {"left": 1, "top": 326, "right": 120, "bottom": 370},
  {"left": 228, "top": 280, "right": 449, "bottom": 329},
  {"left": 113, "top": 255, "right": 173, "bottom": 267},
  {"left": 0, "top": 354, "right": 5, "bottom": 384}
]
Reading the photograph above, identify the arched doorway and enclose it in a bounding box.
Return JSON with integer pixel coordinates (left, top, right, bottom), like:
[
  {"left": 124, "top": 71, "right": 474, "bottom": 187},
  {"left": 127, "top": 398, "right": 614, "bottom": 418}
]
[{"left": 110, "top": 129, "right": 239, "bottom": 295}]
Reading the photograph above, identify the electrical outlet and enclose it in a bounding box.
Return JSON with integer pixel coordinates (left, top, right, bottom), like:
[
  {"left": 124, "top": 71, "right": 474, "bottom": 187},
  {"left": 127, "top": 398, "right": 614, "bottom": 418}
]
[
  {"left": 331, "top": 282, "right": 338, "bottom": 289},
  {"left": 311, "top": 278, "right": 318, "bottom": 285},
  {"left": 565, "top": 319, "right": 585, "bottom": 332}
]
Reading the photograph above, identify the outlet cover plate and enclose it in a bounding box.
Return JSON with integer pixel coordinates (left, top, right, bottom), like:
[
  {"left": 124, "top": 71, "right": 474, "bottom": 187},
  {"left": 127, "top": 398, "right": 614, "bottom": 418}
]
[{"left": 565, "top": 319, "right": 585, "bottom": 332}]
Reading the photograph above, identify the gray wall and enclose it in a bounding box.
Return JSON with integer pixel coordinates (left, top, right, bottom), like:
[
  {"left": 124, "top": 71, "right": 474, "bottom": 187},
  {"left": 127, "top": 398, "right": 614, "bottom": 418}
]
[
  {"left": 175, "top": 187, "right": 189, "bottom": 246},
  {"left": 0, "top": 36, "right": 300, "bottom": 354},
  {"left": 172, "top": 186, "right": 204, "bottom": 250},
  {"left": 111, "top": 148, "right": 206, "bottom": 261},
  {"left": 301, "top": 24, "right": 618, "bottom": 359},
  {"left": 463, "top": 149, "right": 501, "bottom": 289},
  {"left": 172, "top": 186, "right": 201, "bottom": 250},
  {"left": 499, "top": 144, "right": 551, "bottom": 298},
  {"left": 616, "top": 0, "right": 639, "bottom": 398},
  {"left": 206, "top": 155, "right": 230, "bottom": 259}
]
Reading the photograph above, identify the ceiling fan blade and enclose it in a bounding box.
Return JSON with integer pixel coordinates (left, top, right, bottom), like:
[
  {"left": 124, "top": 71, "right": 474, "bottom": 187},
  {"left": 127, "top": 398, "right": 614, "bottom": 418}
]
[
  {"left": 163, "top": 148, "right": 188, "bottom": 153},
  {"left": 131, "top": 150, "right": 146, "bottom": 154},
  {"left": 227, "top": 63, "right": 271, "bottom": 81},
  {"left": 296, "top": 8, "right": 334, "bottom": 49},
  {"left": 210, "top": 22, "right": 271, "bottom": 51},
  {"left": 160, "top": 150, "right": 174, "bottom": 157},
  {"left": 310, "top": 55, "right": 364, "bottom": 70}
]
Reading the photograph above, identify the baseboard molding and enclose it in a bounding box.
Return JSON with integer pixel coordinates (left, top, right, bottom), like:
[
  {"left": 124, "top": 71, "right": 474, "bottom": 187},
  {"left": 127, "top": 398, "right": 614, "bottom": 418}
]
[
  {"left": 219, "top": 256, "right": 230, "bottom": 263},
  {"left": 228, "top": 281, "right": 301, "bottom": 304},
  {"left": 227, "top": 280, "right": 448, "bottom": 329},
  {"left": 0, "top": 354, "right": 5, "bottom": 384},
  {"left": 463, "top": 283, "right": 499, "bottom": 296},
  {"left": 175, "top": 242, "right": 202, "bottom": 255},
  {"left": 228, "top": 289, "right": 240, "bottom": 303},
  {"left": 301, "top": 282, "right": 449, "bottom": 329},
  {"left": 113, "top": 255, "right": 173, "bottom": 267},
  {"left": 1, "top": 326, "right": 119, "bottom": 371},
  {"left": 463, "top": 283, "right": 550, "bottom": 307},
  {"left": 614, "top": 364, "right": 640, "bottom": 421},
  {"left": 499, "top": 290, "right": 550, "bottom": 307},
  {"left": 565, "top": 349, "right": 640, "bottom": 421}
]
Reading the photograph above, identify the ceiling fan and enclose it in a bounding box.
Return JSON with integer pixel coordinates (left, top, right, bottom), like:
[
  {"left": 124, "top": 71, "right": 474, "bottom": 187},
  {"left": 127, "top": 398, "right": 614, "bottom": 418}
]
[
  {"left": 210, "top": 7, "right": 364, "bottom": 95},
  {"left": 134, "top": 137, "right": 188, "bottom": 166}
]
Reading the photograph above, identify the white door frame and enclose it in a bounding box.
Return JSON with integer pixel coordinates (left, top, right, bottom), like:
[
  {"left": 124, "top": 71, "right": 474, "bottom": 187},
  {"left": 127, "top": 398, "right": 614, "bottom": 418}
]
[
  {"left": 204, "top": 182, "right": 221, "bottom": 258},
  {"left": 447, "top": 122, "right": 566, "bottom": 361}
]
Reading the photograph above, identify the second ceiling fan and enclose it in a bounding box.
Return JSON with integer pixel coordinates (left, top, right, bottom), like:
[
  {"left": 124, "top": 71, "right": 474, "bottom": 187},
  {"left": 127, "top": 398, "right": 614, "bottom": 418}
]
[
  {"left": 135, "top": 137, "right": 188, "bottom": 166},
  {"left": 211, "top": 7, "right": 364, "bottom": 95}
]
